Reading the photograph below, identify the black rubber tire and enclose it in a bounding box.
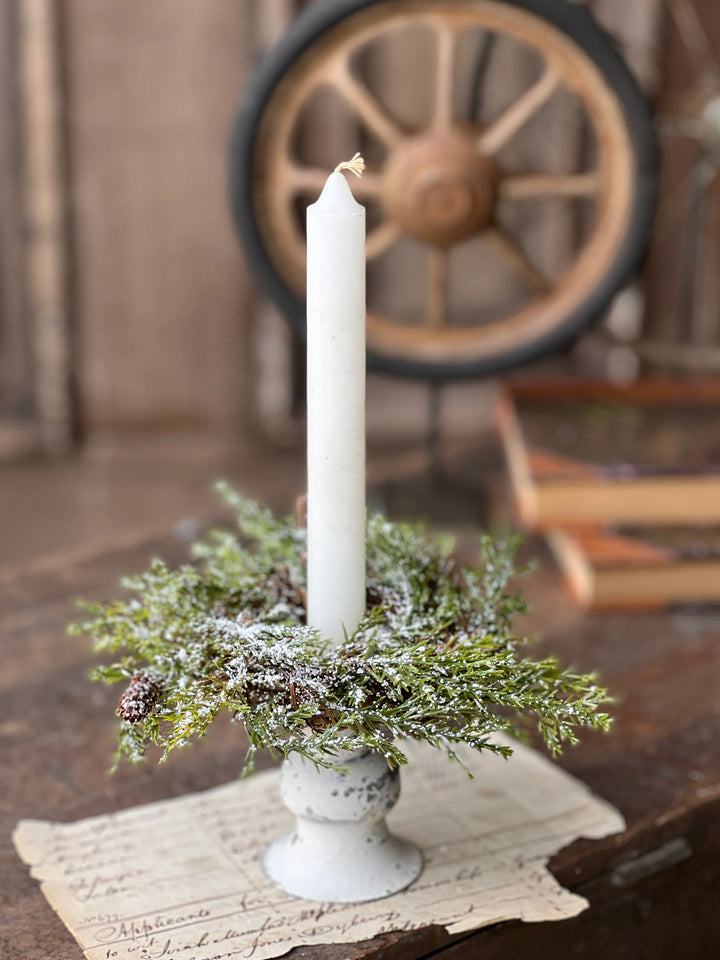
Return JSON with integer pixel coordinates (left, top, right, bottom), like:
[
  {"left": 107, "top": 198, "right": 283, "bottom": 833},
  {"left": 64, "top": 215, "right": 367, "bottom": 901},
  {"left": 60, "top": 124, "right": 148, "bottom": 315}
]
[{"left": 229, "top": 0, "right": 657, "bottom": 381}]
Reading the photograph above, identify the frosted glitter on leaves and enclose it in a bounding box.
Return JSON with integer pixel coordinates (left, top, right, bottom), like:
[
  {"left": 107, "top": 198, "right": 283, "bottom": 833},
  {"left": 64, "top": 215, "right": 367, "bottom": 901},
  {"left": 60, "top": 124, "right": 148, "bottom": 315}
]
[{"left": 72, "top": 483, "right": 611, "bottom": 775}]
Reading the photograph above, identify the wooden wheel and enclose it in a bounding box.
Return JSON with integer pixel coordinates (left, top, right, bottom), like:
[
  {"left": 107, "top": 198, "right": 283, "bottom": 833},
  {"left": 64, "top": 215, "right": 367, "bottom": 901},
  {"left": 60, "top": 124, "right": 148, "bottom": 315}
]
[{"left": 231, "top": 0, "right": 657, "bottom": 380}]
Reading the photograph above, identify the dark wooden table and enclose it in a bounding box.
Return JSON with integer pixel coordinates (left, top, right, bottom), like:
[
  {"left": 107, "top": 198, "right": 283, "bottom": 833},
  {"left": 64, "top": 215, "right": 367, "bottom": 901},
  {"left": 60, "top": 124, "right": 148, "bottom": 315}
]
[{"left": 3, "top": 528, "right": 720, "bottom": 959}]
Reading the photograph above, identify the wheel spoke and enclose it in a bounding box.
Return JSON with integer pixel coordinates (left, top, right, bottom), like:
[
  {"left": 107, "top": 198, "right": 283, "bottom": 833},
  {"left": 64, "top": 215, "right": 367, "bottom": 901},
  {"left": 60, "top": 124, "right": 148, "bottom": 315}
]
[
  {"left": 281, "top": 166, "right": 330, "bottom": 196},
  {"left": 328, "top": 64, "right": 404, "bottom": 147},
  {"left": 427, "top": 247, "right": 449, "bottom": 328},
  {"left": 282, "top": 164, "right": 384, "bottom": 200},
  {"left": 486, "top": 227, "right": 549, "bottom": 292},
  {"left": 433, "top": 21, "right": 458, "bottom": 129},
  {"left": 477, "top": 67, "right": 560, "bottom": 155},
  {"left": 499, "top": 172, "right": 601, "bottom": 200},
  {"left": 366, "top": 220, "right": 401, "bottom": 260}
]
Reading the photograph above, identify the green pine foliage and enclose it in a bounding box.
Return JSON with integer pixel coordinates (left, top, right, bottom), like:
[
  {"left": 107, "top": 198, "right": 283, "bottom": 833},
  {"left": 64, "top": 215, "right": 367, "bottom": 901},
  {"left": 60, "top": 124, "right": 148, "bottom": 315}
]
[{"left": 71, "top": 482, "right": 611, "bottom": 775}]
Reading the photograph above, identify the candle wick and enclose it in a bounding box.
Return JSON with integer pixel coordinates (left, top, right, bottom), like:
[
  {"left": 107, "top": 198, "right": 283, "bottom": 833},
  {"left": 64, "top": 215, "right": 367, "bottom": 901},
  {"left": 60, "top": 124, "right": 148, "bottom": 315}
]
[{"left": 334, "top": 153, "right": 365, "bottom": 178}]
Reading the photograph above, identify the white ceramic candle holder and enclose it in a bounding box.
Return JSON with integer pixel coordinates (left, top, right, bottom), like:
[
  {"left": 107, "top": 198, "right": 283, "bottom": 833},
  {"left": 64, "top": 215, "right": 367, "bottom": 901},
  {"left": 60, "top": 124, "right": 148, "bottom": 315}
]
[{"left": 262, "top": 746, "right": 423, "bottom": 903}]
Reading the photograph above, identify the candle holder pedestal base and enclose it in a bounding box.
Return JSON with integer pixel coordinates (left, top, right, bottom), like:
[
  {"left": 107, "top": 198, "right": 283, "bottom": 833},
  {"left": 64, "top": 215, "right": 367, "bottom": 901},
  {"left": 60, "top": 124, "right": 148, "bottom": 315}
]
[{"left": 262, "top": 747, "right": 422, "bottom": 903}]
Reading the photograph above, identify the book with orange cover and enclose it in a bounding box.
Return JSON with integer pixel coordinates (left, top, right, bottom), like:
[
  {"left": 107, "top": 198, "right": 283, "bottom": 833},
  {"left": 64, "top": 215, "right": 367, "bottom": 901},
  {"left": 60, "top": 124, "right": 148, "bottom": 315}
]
[
  {"left": 496, "top": 380, "right": 720, "bottom": 529},
  {"left": 547, "top": 526, "right": 720, "bottom": 611}
]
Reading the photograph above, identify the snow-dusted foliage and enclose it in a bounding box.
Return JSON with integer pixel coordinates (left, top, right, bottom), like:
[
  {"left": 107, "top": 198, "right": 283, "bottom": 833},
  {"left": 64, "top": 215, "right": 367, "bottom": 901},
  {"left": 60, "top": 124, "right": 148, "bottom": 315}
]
[{"left": 72, "top": 483, "right": 610, "bottom": 775}]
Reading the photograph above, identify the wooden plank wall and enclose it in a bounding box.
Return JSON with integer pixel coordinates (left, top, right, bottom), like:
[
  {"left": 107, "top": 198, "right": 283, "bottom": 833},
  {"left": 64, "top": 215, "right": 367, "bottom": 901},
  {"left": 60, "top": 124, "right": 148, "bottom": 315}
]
[
  {"left": 0, "top": 2, "right": 30, "bottom": 415},
  {"left": 7, "top": 0, "right": 708, "bottom": 448},
  {"left": 20, "top": 0, "right": 74, "bottom": 454},
  {"left": 641, "top": 0, "right": 720, "bottom": 370},
  {"left": 64, "top": 0, "right": 254, "bottom": 433},
  {"left": 0, "top": 1, "right": 38, "bottom": 458},
  {"left": 0, "top": 0, "right": 74, "bottom": 458}
]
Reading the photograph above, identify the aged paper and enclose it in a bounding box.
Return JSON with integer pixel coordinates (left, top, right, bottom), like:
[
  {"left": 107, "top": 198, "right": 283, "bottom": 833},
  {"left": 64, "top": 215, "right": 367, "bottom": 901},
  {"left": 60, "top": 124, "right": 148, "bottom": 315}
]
[{"left": 14, "top": 740, "right": 624, "bottom": 960}]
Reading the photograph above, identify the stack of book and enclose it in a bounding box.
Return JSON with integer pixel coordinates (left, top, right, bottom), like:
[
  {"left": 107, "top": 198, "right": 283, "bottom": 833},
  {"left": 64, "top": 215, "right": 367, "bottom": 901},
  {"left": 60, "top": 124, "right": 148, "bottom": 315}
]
[{"left": 496, "top": 380, "right": 720, "bottom": 611}]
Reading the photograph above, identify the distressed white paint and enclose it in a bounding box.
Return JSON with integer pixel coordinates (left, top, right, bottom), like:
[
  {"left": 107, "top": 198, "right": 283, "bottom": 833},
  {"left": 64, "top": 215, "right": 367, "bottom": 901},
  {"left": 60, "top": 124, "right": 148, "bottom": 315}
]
[{"left": 263, "top": 748, "right": 423, "bottom": 902}]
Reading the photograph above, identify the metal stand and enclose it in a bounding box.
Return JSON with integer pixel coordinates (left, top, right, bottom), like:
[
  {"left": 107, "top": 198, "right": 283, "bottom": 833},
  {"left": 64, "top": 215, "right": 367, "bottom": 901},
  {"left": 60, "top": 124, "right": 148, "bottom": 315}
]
[{"left": 371, "top": 381, "right": 487, "bottom": 524}]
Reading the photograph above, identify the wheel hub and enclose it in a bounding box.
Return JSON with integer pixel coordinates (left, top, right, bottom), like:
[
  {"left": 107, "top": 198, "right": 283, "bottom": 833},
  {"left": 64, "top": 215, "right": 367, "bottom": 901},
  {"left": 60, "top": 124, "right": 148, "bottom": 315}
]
[{"left": 382, "top": 131, "right": 498, "bottom": 247}]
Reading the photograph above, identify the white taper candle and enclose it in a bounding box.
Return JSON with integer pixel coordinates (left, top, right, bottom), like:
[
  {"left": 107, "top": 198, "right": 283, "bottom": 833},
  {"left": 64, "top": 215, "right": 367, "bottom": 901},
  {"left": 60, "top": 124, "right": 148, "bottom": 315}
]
[{"left": 306, "top": 160, "right": 366, "bottom": 647}]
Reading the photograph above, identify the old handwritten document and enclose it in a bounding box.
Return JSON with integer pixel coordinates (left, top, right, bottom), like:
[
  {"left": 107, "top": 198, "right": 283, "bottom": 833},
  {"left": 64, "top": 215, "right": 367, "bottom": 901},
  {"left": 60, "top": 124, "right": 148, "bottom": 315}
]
[{"left": 14, "top": 741, "right": 624, "bottom": 960}]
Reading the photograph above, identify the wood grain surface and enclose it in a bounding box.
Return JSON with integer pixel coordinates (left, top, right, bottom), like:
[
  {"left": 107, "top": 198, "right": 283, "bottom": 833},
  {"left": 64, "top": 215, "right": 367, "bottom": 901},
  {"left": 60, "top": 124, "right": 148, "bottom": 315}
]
[{"left": 2, "top": 524, "right": 720, "bottom": 959}]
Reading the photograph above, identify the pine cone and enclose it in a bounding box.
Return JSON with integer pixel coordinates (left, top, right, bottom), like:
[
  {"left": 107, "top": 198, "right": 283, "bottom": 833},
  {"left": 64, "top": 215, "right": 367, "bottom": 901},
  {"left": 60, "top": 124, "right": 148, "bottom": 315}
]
[{"left": 117, "top": 671, "right": 164, "bottom": 723}]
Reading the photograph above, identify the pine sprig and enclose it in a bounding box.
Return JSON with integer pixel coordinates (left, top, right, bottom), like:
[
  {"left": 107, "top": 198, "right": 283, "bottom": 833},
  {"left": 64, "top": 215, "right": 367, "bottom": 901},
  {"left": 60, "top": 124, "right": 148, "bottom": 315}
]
[{"left": 73, "top": 484, "right": 611, "bottom": 775}]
